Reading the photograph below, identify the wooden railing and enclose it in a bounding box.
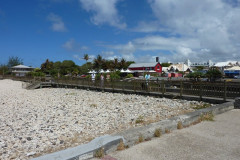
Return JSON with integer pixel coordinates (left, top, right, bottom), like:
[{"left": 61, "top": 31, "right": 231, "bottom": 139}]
[
  {"left": 52, "top": 77, "right": 240, "bottom": 100},
  {"left": 2, "top": 76, "right": 240, "bottom": 100}
]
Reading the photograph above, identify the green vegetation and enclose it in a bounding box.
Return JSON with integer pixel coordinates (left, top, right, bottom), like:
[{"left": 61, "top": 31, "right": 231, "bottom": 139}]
[
  {"left": 206, "top": 67, "right": 222, "bottom": 82},
  {"left": 193, "top": 103, "right": 211, "bottom": 110},
  {"left": 138, "top": 134, "right": 144, "bottom": 143},
  {"left": 177, "top": 121, "right": 183, "bottom": 129},
  {"left": 126, "top": 73, "right": 133, "bottom": 78},
  {"left": 0, "top": 56, "right": 23, "bottom": 75},
  {"left": 27, "top": 68, "right": 45, "bottom": 77},
  {"left": 110, "top": 71, "right": 121, "bottom": 80},
  {"left": 154, "top": 128, "right": 162, "bottom": 137},
  {"left": 36, "top": 56, "right": 134, "bottom": 77},
  {"left": 94, "top": 147, "right": 104, "bottom": 158},
  {"left": 0, "top": 54, "right": 135, "bottom": 78},
  {"left": 135, "top": 115, "right": 144, "bottom": 124},
  {"left": 83, "top": 54, "right": 90, "bottom": 62},
  {"left": 117, "top": 140, "right": 125, "bottom": 151},
  {"left": 199, "top": 112, "right": 214, "bottom": 121},
  {"left": 186, "top": 72, "right": 205, "bottom": 81},
  {"left": 193, "top": 66, "right": 205, "bottom": 71},
  {"left": 186, "top": 67, "right": 222, "bottom": 82},
  {"left": 161, "top": 63, "right": 171, "bottom": 67},
  {"left": 7, "top": 56, "right": 23, "bottom": 67},
  {"left": 165, "top": 128, "right": 170, "bottom": 134},
  {"left": 0, "top": 65, "right": 9, "bottom": 75}
]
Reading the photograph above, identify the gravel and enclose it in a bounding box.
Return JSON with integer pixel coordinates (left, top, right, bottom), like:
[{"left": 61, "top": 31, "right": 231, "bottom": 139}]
[{"left": 0, "top": 79, "right": 212, "bottom": 160}]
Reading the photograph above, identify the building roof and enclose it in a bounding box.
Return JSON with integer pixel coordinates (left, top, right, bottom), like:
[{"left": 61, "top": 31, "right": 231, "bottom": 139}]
[
  {"left": 129, "top": 62, "right": 159, "bottom": 68},
  {"left": 214, "top": 61, "right": 239, "bottom": 67},
  {"left": 11, "top": 65, "right": 34, "bottom": 69},
  {"left": 225, "top": 66, "right": 240, "bottom": 71},
  {"left": 168, "top": 64, "right": 189, "bottom": 72}
]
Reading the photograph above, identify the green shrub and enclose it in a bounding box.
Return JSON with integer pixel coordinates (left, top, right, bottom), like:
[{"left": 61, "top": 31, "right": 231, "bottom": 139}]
[
  {"left": 94, "top": 147, "right": 104, "bottom": 158},
  {"left": 177, "top": 121, "right": 183, "bottom": 129},
  {"left": 28, "top": 71, "right": 45, "bottom": 77},
  {"left": 85, "top": 75, "right": 91, "bottom": 79},
  {"left": 199, "top": 112, "right": 214, "bottom": 121},
  {"left": 126, "top": 74, "right": 133, "bottom": 78},
  {"left": 193, "top": 103, "right": 211, "bottom": 110},
  {"left": 154, "top": 128, "right": 162, "bottom": 137},
  {"left": 117, "top": 140, "right": 125, "bottom": 151},
  {"left": 110, "top": 72, "right": 120, "bottom": 80},
  {"left": 135, "top": 116, "right": 144, "bottom": 124},
  {"left": 138, "top": 134, "right": 144, "bottom": 143}
]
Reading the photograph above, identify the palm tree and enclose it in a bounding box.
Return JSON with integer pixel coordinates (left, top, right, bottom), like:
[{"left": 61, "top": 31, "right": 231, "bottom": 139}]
[
  {"left": 93, "top": 54, "right": 103, "bottom": 72},
  {"left": 83, "top": 54, "right": 90, "bottom": 62},
  {"left": 119, "top": 58, "right": 127, "bottom": 70},
  {"left": 112, "top": 58, "right": 119, "bottom": 71}
]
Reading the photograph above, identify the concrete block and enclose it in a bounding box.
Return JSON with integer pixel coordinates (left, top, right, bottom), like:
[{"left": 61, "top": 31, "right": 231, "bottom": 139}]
[
  {"left": 234, "top": 97, "right": 240, "bottom": 109},
  {"left": 32, "top": 135, "right": 124, "bottom": 160}
]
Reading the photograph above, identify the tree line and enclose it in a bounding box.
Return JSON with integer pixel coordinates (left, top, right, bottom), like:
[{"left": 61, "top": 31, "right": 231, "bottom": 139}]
[
  {"left": 0, "top": 56, "right": 23, "bottom": 75},
  {"left": 0, "top": 55, "right": 134, "bottom": 77},
  {"left": 0, "top": 55, "right": 222, "bottom": 81}
]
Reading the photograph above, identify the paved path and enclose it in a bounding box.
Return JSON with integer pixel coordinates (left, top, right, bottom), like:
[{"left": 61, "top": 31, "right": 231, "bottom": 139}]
[{"left": 107, "top": 109, "right": 240, "bottom": 160}]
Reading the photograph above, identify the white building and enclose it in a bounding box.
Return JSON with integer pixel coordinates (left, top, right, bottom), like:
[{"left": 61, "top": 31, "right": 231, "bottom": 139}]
[
  {"left": 11, "top": 65, "right": 34, "bottom": 76},
  {"left": 214, "top": 61, "right": 240, "bottom": 68},
  {"left": 168, "top": 63, "right": 189, "bottom": 72},
  {"left": 183, "top": 59, "right": 214, "bottom": 67}
]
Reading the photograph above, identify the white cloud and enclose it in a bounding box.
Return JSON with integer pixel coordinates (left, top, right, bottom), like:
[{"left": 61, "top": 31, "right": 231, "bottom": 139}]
[
  {"left": 62, "top": 39, "right": 76, "bottom": 50},
  {"left": 47, "top": 13, "right": 67, "bottom": 32},
  {"left": 108, "top": 36, "right": 201, "bottom": 61},
  {"left": 109, "top": 41, "right": 135, "bottom": 61},
  {"left": 62, "top": 39, "right": 88, "bottom": 52},
  {"left": 79, "top": 0, "right": 126, "bottom": 29},
  {"left": 102, "top": 51, "right": 115, "bottom": 56},
  {"left": 73, "top": 54, "right": 82, "bottom": 61},
  {"left": 126, "top": 0, "right": 240, "bottom": 62},
  {"left": 135, "top": 55, "right": 157, "bottom": 63},
  {"left": 73, "top": 54, "right": 95, "bottom": 62}
]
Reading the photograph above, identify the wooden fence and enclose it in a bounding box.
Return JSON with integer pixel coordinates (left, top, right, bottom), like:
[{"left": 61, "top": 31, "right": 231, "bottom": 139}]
[
  {"left": 2, "top": 76, "right": 240, "bottom": 100},
  {"left": 51, "top": 77, "right": 240, "bottom": 100}
]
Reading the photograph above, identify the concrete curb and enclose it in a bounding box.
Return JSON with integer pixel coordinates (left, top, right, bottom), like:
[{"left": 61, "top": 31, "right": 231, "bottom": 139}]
[
  {"left": 32, "top": 102, "right": 234, "bottom": 160},
  {"left": 114, "top": 101, "right": 234, "bottom": 147},
  {"left": 32, "top": 135, "right": 124, "bottom": 160}
]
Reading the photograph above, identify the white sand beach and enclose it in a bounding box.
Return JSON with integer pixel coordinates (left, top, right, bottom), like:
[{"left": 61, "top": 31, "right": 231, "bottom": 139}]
[{"left": 0, "top": 79, "right": 209, "bottom": 159}]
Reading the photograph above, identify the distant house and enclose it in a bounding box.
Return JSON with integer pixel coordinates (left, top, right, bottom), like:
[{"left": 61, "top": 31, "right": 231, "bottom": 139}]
[
  {"left": 128, "top": 62, "right": 162, "bottom": 73},
  {"left": 11, "top": 65, "right": 34, "bottom": 76},
  {"left": 214, "top": 61, "right": 240, "bottom": 68},
  {"left": 168, "top": 64, "right": 190, "bottom": 72},
  {"left": 224, "top": 66, "right": 240, "bottom": 78}
]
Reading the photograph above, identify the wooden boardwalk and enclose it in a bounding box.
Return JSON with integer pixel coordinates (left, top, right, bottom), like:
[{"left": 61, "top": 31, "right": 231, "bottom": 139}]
[
  {"left": 2, "top": 76, "right": 239, "bottom": 103},
  {"left": 31, "top": 81, "right": 235, "bottom": 104}
]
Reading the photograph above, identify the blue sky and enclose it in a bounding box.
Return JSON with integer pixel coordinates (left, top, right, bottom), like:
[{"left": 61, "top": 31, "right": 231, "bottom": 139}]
[{"left": 1, "top": 0, "right": 240, "bottom": 67}]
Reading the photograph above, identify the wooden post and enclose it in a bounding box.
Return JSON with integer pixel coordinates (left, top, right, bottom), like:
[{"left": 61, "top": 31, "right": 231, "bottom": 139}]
[
  {"left": 134, "top": 80, "right": 136, "bottom": 92},
  {"left": 199, "top": 81, "right": 202, "bottom": 101},
  {"left": 180, "top": 80, "right": 183, "bottom": 97},
  {"left": 112, "top": 80, "right": 114, "bottom": 91},
  {"left": 122, "top": 81, "right": 124, "bottom": 91},
  {"left": 223, "top": 80, "right": 226, "bottom": 101},
  {"left": 161, "top": 80, "right": 165, "bottom": 96},
  {"left": 88, "top": 78, "right": 90, "bottom": 90}
]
